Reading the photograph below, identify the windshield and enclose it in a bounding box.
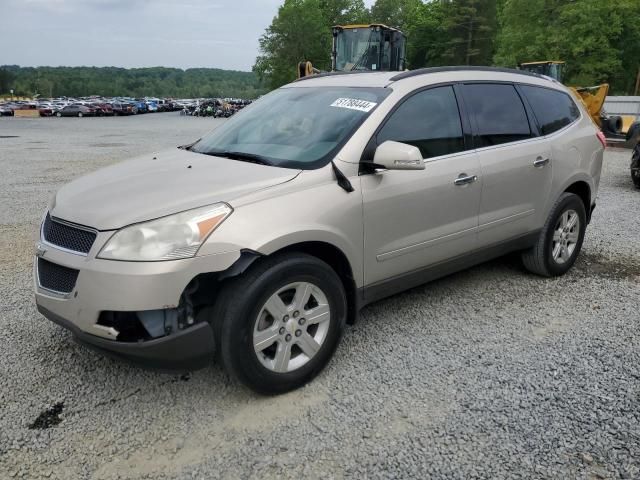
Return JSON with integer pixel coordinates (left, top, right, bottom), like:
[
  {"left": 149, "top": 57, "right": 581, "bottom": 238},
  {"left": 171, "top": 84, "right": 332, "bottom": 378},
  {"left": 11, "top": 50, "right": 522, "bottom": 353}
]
[
  {"left": 335, "top": 28, "right": 383, "bottom": 72},
  {"left": 190, "top": 86, "right": 390, "bottom": 169}
]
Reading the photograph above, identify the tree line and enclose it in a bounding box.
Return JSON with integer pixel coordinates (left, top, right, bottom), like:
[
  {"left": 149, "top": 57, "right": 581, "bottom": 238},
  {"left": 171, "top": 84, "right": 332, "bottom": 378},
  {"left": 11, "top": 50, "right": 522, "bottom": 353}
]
[
  {"left": 0, "top": 66, "right": 267, "bottom": 99},
  {"left": 254, "top": 0, "right": 640, "bottom": 94}
]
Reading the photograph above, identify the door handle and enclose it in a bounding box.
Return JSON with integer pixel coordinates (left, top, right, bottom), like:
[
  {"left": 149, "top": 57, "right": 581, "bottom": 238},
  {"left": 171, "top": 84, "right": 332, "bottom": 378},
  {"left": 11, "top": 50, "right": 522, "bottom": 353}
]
[
  {"left": 534, "top": 157, "right": 550, "bottom": 168},
  {"left": 454, "top": 174, "right": 478, "bottom": 186}
]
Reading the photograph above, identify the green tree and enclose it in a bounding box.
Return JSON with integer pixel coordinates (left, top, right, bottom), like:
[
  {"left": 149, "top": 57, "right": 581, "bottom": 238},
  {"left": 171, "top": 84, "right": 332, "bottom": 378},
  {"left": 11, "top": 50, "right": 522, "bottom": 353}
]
[
  {"left": 494, "top": 0, "right": 640, "bottom": 92},
  {"left": 369, "top": 0, "right": 422, "bottom": 31},
  {"left": 0, "top": 67, "right": 16, "bottom": 93},
  {"left": 404, "top": 1, "right": 448, "bottom": 68},
  {"left": 442, "top": 0, "right": 497, "bottom": 66},
  {"left": 319, "top": 0, "right": 369, "bottom": 25},
  {"left": 253, "top": 0, "right": 331, "bottom": 89},
  {"left": 254, "top": 0, "right": 369, "bottom": 89},
  {"left": 0, "top": 65, "right": 265, "bottom": 98}
]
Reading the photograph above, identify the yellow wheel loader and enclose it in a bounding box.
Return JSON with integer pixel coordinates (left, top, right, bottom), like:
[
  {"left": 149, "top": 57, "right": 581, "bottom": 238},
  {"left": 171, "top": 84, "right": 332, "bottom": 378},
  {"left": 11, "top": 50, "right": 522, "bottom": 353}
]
[{"left": 297, "top": 24, "right": 407, "bottom": 78}]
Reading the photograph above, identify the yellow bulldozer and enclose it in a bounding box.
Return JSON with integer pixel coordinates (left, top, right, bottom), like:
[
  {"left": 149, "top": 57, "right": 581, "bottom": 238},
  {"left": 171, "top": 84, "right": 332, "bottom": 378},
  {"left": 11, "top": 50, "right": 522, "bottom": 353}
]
[{"left": 297, "top": 24, "right": 407, "bottom": 78}]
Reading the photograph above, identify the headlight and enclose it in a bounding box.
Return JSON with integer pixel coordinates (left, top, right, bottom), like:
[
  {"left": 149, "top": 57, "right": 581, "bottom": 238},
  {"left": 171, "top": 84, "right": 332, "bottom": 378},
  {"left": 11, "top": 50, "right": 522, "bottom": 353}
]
[{"left": 98, "top": 203, "right": 232, "bottom": 261}]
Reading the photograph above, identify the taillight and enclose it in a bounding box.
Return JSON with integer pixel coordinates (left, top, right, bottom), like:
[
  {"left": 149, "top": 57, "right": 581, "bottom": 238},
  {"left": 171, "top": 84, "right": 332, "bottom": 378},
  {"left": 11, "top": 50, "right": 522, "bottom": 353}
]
[{"left": 596, "top": 131, "right": 607, "bottom": 149}]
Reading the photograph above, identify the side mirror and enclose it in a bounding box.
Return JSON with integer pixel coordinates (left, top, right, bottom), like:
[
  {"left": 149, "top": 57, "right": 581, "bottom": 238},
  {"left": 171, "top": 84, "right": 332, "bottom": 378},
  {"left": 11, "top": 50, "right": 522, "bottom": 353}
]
[{"left": 373, "top": 141, "right": 425, "bottom": 170}]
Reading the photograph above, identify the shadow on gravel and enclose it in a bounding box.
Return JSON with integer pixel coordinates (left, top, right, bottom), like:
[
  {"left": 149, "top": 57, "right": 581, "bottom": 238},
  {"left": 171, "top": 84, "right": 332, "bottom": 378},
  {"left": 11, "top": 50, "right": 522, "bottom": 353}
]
[
  {"left": 575, "top": 253, "right": 640, "bottom": 280},
  {"left": 29, "top": 402, "right": 64, "bottom": 430}
]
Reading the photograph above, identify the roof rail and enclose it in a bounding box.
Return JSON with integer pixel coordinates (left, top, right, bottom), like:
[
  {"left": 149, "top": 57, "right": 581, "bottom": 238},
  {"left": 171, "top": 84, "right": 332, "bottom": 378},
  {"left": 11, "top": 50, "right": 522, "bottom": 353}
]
[
  {"left": 390, "top": 66, "right": 545, "bottom": 82},
  {"left": 294, "top": 70, "right": 382, "bottom": 82}
]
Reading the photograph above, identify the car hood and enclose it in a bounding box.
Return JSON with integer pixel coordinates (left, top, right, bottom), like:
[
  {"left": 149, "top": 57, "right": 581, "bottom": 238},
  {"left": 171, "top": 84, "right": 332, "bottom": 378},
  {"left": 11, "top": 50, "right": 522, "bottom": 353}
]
[{"left": 50, "top": 148, "right": 301, "bottom": 230}]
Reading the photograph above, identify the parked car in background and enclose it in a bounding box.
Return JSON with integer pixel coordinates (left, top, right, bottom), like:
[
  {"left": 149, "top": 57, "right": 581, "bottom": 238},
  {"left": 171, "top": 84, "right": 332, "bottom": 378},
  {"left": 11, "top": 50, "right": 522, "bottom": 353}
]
[
  {"left": 111, "top": 102, "right": 136, "bottom": 115},
  {"left": 0, "top": 103, "right": 15, "bottom": 116},
  {"left": 38, "top": 105, "right": 54, "bottom": 117},
  {"left": 56, "top": 105, "right": 97, "bottom": 117},
  {"left": 134, "top": 100, "right": 147, "bottom": 114},
  {"left": 146, "top": 101, "right": 158, "bottom": 113},
  {"left": 15, "top": 103, "right": 53, "bottom": 117},
  {"left": 92, "top": 103, "right": 114, "bottom": 116}
]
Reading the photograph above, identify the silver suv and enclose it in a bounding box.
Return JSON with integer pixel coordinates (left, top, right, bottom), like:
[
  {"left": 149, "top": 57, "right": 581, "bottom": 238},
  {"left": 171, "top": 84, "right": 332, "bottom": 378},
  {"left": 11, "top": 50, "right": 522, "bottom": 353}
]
[{"left": 35, "top": 67, "right": 605, "bottom": 394}]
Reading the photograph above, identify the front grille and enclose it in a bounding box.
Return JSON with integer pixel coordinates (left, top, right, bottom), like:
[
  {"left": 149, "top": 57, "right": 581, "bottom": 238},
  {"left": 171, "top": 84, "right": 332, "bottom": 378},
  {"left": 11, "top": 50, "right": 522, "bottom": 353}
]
[
  {"left": 42, "top": 213, "right": 96, "bottom": 254},
  {"left": 37, "top": 258, "right": 79, "bottom": 294}
]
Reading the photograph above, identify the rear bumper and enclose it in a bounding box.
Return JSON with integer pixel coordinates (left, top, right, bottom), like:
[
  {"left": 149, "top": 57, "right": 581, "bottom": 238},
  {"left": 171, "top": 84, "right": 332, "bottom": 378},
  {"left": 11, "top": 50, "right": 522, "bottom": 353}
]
[{"left": 38, "top": 304, "right": 215, "bottom": 372}]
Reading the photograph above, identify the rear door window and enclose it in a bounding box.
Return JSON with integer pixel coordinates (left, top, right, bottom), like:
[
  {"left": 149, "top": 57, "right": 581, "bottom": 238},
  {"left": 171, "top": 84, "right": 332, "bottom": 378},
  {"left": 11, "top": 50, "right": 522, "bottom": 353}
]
[
  {"left": 461, "top": 84, "right": 532, "bottom": 148},
  {"left": 520, "top": 85, "right": 580, "bottom": 135},
  {"left": 376, "top": 86, "right": 465, "bottom": 159}
]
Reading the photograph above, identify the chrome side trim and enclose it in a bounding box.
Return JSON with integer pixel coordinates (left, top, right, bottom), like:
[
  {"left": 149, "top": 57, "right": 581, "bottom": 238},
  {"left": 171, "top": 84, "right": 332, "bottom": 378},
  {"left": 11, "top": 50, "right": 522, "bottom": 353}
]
[
  {"left": 377, "top": 226, "right": 478, "bottom": 262},
  {"left": 477, "top": 209, "right": 535, "bottom": 233}
]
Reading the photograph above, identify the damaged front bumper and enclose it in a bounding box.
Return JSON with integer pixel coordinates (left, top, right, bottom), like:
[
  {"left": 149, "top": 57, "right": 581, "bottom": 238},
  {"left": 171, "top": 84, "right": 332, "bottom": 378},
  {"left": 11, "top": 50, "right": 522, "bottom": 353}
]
[
  {"left": 38, "top": 304, "right": 215, "bottom": 371},
  {"left": 34, "top": 239, "right": 243, "bottom": 371}
]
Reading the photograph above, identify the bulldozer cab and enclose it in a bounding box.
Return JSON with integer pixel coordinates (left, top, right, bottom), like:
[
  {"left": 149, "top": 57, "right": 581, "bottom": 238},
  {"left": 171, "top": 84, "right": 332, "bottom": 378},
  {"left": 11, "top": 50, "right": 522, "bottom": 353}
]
[
  {"left": 332, "top": 24, "right": 406, "bottom": 73},
  {"left": 519, "top": 61, "right": 565, "bottom": 83}
]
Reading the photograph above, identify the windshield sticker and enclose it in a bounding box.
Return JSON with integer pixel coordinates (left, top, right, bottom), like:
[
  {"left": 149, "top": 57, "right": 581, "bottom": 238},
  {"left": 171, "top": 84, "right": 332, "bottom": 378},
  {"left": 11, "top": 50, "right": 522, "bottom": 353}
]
[{"left": 330, "top": 98, "right": 378, "bottom": 113}]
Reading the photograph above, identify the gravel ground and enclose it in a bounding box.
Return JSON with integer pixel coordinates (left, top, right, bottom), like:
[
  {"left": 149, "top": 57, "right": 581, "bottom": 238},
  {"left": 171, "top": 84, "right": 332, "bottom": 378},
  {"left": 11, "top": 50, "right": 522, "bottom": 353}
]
[{"left": 1, "top": 114, "right": 639, "bottom": 480}]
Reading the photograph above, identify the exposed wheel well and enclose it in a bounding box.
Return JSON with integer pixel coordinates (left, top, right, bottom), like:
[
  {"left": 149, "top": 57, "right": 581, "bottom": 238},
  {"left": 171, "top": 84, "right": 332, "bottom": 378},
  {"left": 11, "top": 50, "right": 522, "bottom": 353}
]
[
  {"left": 273, "top": 242, "right": 359, "bottom": 325},
  {"left": 564, "top": 181, "right": 592, "bottom": 221}
]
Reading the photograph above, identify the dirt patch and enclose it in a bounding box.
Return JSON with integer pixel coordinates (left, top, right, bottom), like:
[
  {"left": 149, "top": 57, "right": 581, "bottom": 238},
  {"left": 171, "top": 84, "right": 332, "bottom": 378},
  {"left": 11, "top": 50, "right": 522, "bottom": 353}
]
[{"left": 575, "top": 253, "right": 640, "bottom": 280}]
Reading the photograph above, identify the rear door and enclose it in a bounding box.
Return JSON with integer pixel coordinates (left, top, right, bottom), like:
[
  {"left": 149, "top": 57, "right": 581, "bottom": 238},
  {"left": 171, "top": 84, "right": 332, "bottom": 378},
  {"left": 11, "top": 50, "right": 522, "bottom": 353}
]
[
  {"left": 459, "top": 83, "right": 553, "bottom": 246},
  {"left": 361, "top": 85, "right": 481, "bottom": 286}
]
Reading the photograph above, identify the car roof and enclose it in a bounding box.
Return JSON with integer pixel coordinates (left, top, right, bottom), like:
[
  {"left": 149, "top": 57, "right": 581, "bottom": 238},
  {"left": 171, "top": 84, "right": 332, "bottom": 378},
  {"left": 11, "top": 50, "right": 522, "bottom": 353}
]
[{"left": 287, "top": 66, "right": 561, "bottom": 90}]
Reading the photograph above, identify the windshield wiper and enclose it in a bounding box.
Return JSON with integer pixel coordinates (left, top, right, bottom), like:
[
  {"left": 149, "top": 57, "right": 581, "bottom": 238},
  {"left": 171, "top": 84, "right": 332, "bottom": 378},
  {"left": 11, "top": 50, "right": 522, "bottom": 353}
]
[
  {"left": 200, "top": 150, "right": 273, "bottom": 166},
  {"left": 177, "top": 138, "right": 200, "bottom": 151}
]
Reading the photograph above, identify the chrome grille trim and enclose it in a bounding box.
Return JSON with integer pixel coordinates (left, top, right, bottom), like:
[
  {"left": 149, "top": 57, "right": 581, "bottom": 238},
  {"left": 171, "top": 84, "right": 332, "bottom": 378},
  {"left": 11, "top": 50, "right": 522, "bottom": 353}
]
[{"left": 41, "top": 213, "right": 98, "bottom": 256}]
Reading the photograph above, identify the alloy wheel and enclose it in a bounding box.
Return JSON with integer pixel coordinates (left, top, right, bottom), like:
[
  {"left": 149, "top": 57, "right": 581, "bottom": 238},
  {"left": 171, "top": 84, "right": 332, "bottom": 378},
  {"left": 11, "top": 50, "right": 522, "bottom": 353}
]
[
  {"left": 552, "top": 209, "right": 580, "bottom": 264},
  {"left": 253, "top": 282, "right": 330, "bottom": 373}
]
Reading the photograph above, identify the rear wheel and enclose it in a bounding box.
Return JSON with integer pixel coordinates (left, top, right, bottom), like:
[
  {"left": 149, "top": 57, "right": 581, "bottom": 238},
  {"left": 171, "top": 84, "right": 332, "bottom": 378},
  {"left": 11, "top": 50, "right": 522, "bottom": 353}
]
[
  {"left": 522, "top": 193, "right": 587, "bottom": 277},
  {"left": 213, "top": 253, "right": 347, "bottom": 395},
  {"left": 56, "top": 112, "right": 61, "bottom": 117},
  {"left": 78, "top": 112, "right": 83, "bottom": 118}
]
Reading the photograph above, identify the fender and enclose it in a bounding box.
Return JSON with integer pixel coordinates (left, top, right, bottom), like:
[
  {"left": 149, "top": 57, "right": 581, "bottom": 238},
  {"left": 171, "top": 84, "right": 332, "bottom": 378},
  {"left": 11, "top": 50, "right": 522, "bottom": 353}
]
[{"left": 254, "top": 228, "right": 363, "bottom": 288}]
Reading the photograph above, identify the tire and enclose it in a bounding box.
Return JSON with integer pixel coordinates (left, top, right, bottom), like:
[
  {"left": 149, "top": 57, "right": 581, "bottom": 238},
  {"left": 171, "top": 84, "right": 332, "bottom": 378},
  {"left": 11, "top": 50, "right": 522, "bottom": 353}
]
[
  {"left": 78, "top": 112, "right": 83, "bottom": 118},
  {"left": 604, "top": 115, "right": 622, "bottom": 135},
  {"left": 213, "top": 252, "right": 347, "bottom": 395},
  {"left": 56, "top": 112, "right": 61, "bottom": 117},
  {"left": 631, "top": 145, "right": 640, "bottom": 189},
  {"left": 522, "top": 192, "right": 587, "bottom": 277}
]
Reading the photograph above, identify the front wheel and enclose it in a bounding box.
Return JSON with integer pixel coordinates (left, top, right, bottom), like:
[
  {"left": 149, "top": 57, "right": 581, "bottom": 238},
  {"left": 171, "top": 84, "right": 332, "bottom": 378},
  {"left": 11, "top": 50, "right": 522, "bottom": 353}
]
[
  {"left": 77, "top": 112, "right": 83, "bottom": 117},
  {"left": 213, "top": 253, "right": 347, "bottom": 395},
  {"left": 522, "top": 193, "right": 587, "bottom": 277},
  {"left": 56, "top": 112, "right": 61, "bottom": 117}
]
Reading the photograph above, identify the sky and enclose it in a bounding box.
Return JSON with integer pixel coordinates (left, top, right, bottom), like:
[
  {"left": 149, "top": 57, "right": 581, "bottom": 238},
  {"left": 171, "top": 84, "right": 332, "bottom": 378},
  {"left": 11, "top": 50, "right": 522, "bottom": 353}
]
[{"left": 1, "top": 0, "right": 376, "bottom": 72}]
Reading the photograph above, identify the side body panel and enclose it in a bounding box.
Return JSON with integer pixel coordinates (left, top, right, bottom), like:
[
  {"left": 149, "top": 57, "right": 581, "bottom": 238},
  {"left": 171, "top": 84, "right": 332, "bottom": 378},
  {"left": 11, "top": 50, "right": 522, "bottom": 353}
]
[
  {"left": 474, "top": 137, "right": 553, "bottom": 246},
  {"left": 201, "top": 162, "right": 366, "bottom": 286},
  {"left": 360, "top": 152, "right": 481, "bottom": 285},
  {"left": 544, "top": 115, "right": 603, "bottom": 216}
]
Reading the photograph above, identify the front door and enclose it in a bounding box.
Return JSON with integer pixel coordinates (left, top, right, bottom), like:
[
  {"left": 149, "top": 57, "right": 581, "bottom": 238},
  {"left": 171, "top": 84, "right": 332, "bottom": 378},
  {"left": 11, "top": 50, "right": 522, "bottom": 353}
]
[{"left": 360, "top": 85, "right": 482, "bottom": 287}]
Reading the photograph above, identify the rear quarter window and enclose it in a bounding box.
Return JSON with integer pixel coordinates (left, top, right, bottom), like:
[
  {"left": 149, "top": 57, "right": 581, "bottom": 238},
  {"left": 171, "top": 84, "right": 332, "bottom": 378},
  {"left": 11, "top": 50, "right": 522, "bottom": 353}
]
[{"left": 520, "top": 85, "right": 580, "bottom": 135}]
